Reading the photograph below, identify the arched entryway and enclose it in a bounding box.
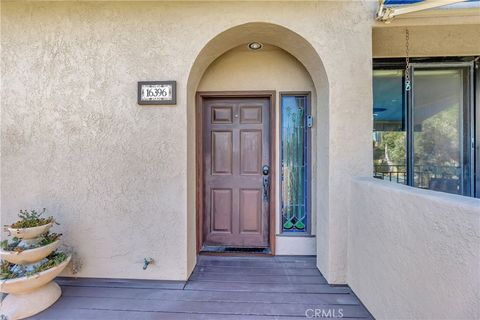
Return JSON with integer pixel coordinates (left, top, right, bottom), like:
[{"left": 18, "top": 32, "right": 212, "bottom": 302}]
[{"left": 186, "top": 22, "right": 329, "bottom": 273}]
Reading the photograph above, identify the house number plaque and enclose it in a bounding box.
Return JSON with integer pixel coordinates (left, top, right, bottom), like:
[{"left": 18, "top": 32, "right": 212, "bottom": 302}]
[{"left": 138, "top": 81, "right": 176, "bottom": 105}]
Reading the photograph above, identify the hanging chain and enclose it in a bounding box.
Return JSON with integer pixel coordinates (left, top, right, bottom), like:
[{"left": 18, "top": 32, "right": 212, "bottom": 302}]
[{"left": 405, "top": 28, "right": 411, "bottom": 91}]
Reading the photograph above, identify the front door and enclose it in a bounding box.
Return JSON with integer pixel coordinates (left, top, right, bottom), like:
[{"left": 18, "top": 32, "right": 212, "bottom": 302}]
[{"left": 203, "top": 97, "right": 270, "bottom": 248}]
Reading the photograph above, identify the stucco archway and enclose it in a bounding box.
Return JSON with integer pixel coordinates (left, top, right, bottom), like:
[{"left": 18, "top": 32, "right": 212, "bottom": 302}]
[{"left": 185, "top": 22, "right": 330, "bottom": 275}]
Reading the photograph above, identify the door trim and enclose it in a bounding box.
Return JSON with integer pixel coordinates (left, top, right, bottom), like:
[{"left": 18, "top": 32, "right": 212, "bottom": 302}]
[{"left": 196, "top": 91, "right": 276, "bottom": 255}]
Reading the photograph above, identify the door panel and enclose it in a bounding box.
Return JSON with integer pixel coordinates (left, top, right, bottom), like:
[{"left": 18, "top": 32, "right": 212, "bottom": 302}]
[
  {"left": 211, "top": 189, "right": 233, "bottom": 233},
  {"left": 211, "top": 131, "right": 233, "bottom": 175},
  {"left": 240, "top": 105, "right": 262, "bottom": 123},
  {"left": 203, "top": 97, "right": 270, "bottom": 248},
  {"left": 239, "top": 189, "right": 262, "bottom": 233},
  {"left": 240, "top": 130, "right": 262, "bottom": 175},
  {"left": 212, "top": 106, "right": 233, "bottom": 124}
]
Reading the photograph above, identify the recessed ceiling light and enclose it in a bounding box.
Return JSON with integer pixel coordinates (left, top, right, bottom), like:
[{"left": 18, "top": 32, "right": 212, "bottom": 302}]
[{"left": 248, "top": 42, "right": 263, "bottom": 50}]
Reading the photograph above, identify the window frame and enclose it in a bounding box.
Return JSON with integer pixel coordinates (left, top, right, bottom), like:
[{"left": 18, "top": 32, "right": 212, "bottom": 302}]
[
  {"left": 476, "top": 58, "right": 480, "bottom": 198},
  {"left": 373, "top": 57, "right": 477, "bottom": 198},
  {"left": 279, "top": 92, "right": 312, "bottom": 234}
]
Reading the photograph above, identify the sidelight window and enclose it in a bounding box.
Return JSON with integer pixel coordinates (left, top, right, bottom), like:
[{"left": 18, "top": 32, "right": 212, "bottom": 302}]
[
  {"left": 281, "top": 93, "right": 311, "bottom": 233},
  {"left": 373, "top": 59, "right": 477, "bottom": 197}
]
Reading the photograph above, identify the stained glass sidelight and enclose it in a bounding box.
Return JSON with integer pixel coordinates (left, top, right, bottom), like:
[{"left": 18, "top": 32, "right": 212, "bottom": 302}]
[{"left": 281, "top": 95, "right": 309, "bottom": 233}]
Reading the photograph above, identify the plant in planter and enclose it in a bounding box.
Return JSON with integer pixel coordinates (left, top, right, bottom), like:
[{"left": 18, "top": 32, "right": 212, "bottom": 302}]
[
  {"left": 0, "top": 209, "right": 71, "bottom": 320},
  {"left": 1, "top": 233, "right": 62, "bottom": 252},
  {"left": 6, "top": 209, "right": 56, "bottom": 241},
  {"left": 10, "top": 209, "right": 54, "bottom": 228}
]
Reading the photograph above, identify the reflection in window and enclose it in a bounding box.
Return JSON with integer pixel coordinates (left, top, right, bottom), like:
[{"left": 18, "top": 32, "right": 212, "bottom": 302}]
[
  {"left": 373, "top": 70, "right": 407, "bottom": 184},
  {"left": 281, "top": 95, "right": 309, "bottom": 233},
  {"left": 413, "top": 69, "right": 470, "bottom": 195}
]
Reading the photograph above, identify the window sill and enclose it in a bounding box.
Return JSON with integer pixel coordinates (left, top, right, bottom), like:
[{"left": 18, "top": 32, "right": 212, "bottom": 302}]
[{"left": 276, "top": 233, "right": 315, "bottom": 238}]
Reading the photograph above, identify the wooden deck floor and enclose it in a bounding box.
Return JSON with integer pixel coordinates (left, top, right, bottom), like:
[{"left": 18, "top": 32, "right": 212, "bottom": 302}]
[{"left": 32, "top": 255, "right": 373, "bottom": 319}]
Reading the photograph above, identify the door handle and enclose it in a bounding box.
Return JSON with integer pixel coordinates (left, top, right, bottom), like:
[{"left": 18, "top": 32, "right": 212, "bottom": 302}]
[
  {"left": 263, "top": 176, "right": 269, "bottom": 202},
  {"left": 262, "top": 165, "right": 270, "bottom": 202}
]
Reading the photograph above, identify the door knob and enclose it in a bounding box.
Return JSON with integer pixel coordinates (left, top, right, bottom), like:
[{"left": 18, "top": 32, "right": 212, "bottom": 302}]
[{"left": 262, "top": 165, "right": 270, "bottom": 176}]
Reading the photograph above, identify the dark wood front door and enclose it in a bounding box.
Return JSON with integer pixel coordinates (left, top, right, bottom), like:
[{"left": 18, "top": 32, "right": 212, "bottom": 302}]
[{"left": 203, "top": 97, "right": 270, "bottom": 248}]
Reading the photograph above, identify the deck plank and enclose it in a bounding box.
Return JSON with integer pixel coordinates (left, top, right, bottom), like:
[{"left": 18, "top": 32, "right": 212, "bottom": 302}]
[
  {"left": 33, "top": 308, "right": 369, "bottom": 320},
  {"left": 194, "top": 265, "right": 323, "bottom": 276},
  {"left": 188, "top": 272, "right": 328, "bottom": 284},
  {"left": 196, "top": 259, "right": 317, "bottom": 269},
  {"left": 56, "top": 277, "right": 185, "bottom": 289},
  {"left": 33, "top": 296, "right": 371, "bottom": 318},
  {"left": 185, "top": 280, "right": 350, "bottom": 293},
  {"left": 61, "top": 286, "right": 360, "bottom": 305}
]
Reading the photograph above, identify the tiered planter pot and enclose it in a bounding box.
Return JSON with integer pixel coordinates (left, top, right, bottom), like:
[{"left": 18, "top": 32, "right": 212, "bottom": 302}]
[
  {"left": 6, "top": 222, "right": 54, "bottom": 240},
  {"left": 0, "top": 223, "right": 69, "bottom": 320},
  {"left": 1, "top": 241, "right": 60, "bottom": 265}
]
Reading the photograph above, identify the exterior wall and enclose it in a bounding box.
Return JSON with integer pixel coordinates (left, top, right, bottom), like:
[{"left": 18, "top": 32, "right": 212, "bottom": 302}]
[
  {"left": 348, "top": 178, "right": 480, "bottom": 319},
  {"left": 364, "top": 20, "right": 480, "bottom": 318},
  {"left": 373, "top": 24, "right": 480, "bottom": 57},
  {"left": 197, "top": 44, "right": 317, "bottom": 255},
  {"left": 1, "top": 1, "right": 374, "bottom": 282}
]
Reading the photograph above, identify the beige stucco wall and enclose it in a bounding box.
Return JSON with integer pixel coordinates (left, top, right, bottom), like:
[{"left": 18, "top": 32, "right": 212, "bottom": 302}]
[
  {"left": 1, "top": 1, "right": 374, "bottom": 282},
  {"left": 348, "top": 178, "right": 480, "bottom": 319},
  {"left": 198, "top": 44, "right": 317, "bottom": 255},
  {"left": 373, "top": 24, "right": 480, "bottom": 58}
]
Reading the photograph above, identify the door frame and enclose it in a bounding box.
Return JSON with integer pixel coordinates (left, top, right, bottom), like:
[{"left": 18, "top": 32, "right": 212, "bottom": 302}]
[{"left": 196, "top": 91, "right": 276, "bottom": 254}]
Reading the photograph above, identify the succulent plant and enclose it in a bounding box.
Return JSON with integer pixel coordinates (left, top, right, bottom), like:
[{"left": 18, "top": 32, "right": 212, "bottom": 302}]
[{"left": 9, "top": 209, "right": 56, "bottom": 229}]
